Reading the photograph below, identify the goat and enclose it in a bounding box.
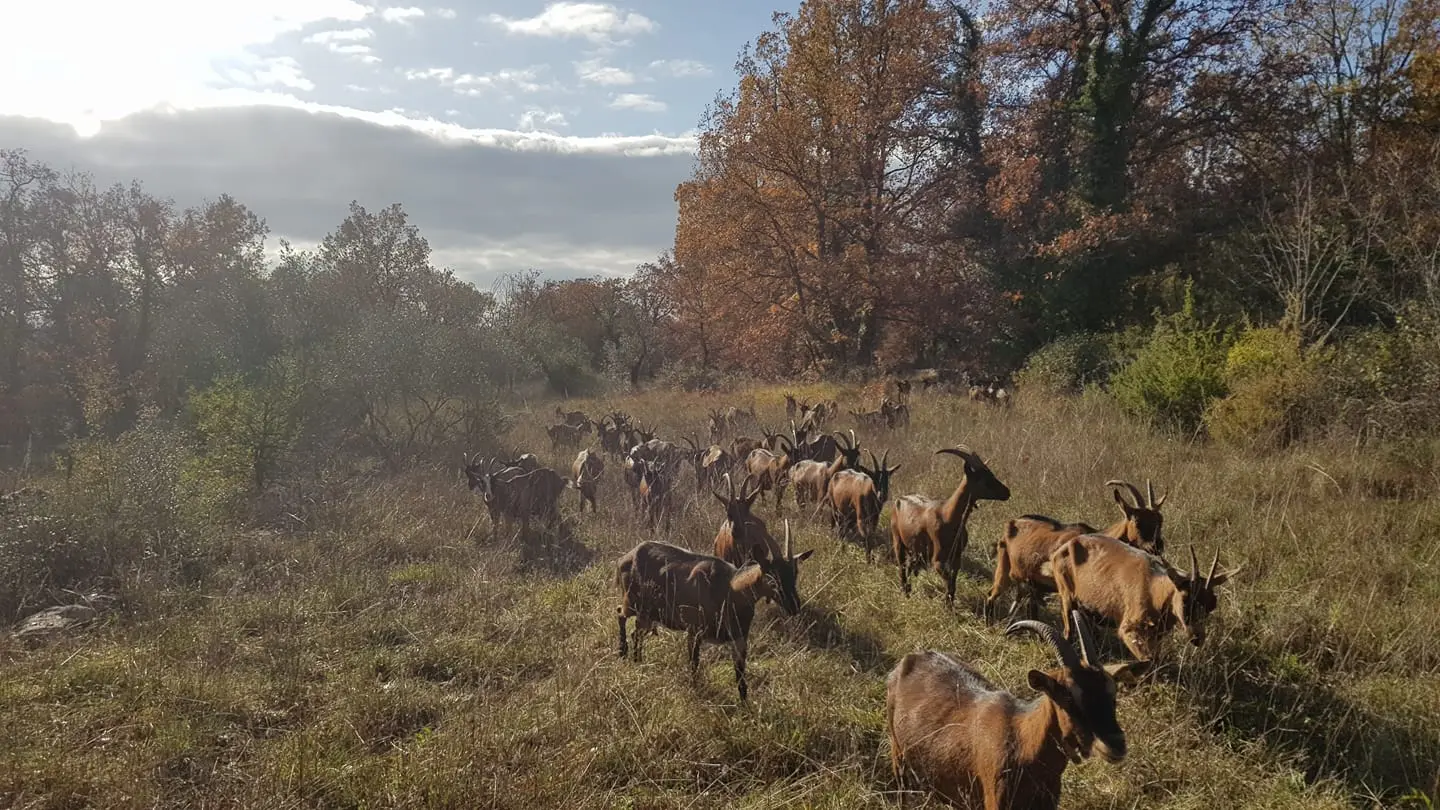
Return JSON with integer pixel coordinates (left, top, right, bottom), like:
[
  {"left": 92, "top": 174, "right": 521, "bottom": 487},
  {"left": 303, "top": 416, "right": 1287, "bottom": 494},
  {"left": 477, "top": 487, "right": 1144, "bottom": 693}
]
[
  {"left": 555, "top": 406, "right": 589, "bottom": 427},
  {"left": 466, "top": 461, "right": 570, "bottom": 537},
  {"left": 887, "top": 611, "right": 1148, "bottom": 810},
  {"left": 744, "top": 435, "right": 797, "bottom": 508},
  {"left": 636, "top": 458, "right": 675, "bottom": 533},
  {"left": 684, "top": 436, "right": 732, "bottom": 495},
  {"left": 616, "top": 538, "right": 794, "bottom": 701},
  {"left": 891, "top": 446, "right": 1011, "bottom": 606},
  {"left": 852, "top": 403, "right": 891, "bottom": 430},
  {"left": 571, "top": 449, "right": 605, "bottom": 513},
  {"left": 712, "top": 475, "right": 814, "bottom": 617},
  {"left": 546, "top": 421, "right": 589, "bottom": 452},
  {"left": 498, "top": 452, "right": 542, "bottom": 472},
  {"left": 1051, "top": 537, "right": 1238, "bottom": 661},
  {"left": 789, "top": 430, "right": 860, "bottom": 510},
  {"left": 784, "top": 392, "right": 800, "bottom": 420},
  {"left": 596, "top": 417, "right": 626, "bottom": 458},
  {"left": 987, "top": 479, "right": 1168, "bottom": 622},
  {"left": 827, "top": 450, "right": 901, "bottom": 561}
]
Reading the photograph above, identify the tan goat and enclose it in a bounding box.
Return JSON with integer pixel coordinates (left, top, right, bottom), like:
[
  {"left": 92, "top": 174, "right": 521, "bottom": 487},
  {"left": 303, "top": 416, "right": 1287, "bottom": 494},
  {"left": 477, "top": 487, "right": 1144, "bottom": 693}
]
[
  {"left": 788, "top": 430, "right": 860, "bottom": 510},
  {"left": 570, "top": 449, "right": 605, "bottom": 513},
  {"left": 887, "top": 611, "right": 1148, "bottom": 809},
  {"left": 986, "top": 479, "right": 1167, "bottom": 622},
  {"left": 712, "top": 475, "right": 813, "bottom": 614},
  {"left": 826, "top": 450, "right": 901, "bottom": 562},
  {"left": 1051, "top": 536, "right": 1238, "bottom": 661},
  {"left": 891, "top": 446, "right": 1011, "bottom": 605}
]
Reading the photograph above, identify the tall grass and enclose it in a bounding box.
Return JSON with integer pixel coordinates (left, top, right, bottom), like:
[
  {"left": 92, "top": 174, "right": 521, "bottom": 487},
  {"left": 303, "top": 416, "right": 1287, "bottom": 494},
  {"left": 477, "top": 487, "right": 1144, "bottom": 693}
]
[{"left": 0, "top": 386, "right": 1435, "bottom": 808}]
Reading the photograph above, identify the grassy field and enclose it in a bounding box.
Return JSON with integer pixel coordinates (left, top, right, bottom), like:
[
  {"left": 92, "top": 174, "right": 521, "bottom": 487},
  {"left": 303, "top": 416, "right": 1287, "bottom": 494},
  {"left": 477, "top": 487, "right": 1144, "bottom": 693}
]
[{"left": 1, "top": 385, "right": 1437, "bottom": 809}]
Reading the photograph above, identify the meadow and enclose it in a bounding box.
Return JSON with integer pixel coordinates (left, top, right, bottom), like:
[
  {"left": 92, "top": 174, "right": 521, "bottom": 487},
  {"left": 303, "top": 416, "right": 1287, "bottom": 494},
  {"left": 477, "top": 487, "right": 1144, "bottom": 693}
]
[{"left": 1, "top": 384, "right": 1437, "bottom": 809}]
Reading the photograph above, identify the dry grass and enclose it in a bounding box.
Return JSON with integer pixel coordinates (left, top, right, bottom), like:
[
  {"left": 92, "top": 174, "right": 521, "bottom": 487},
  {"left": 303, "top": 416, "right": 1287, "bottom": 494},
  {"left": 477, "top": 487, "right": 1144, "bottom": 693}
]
[{"left": 1, "top": 385, "right": 1437, "bottom": 809}]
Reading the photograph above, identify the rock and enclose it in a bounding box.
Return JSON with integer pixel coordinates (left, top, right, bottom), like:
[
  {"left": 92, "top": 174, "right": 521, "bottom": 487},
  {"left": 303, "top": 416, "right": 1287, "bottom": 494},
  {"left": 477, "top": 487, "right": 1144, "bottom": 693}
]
[{"left": 14, "top": 595, "right": 112, "bottom": 645}]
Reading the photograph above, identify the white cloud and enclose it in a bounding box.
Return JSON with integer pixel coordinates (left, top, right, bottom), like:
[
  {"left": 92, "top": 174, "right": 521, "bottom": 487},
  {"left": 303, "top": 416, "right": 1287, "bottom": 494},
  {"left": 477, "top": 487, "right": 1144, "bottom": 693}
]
[
  {"left": 518, "top": 109, "right": 570, "bottom": 132},
  {"left": 489, "top": 2, "right": 656, "bottom": 44},
  {"left": 403, "top": 66, "right": 555, "bottom": 96},
  {"left": 434, "top": 8, "right": 457, "bottom": 19},
  {"left": 305, "top": 28, "right": 381, "bottom": 63},
  {"left": 609, "top": 93, "right": 666, "bottom": 113},
  {"left": 0, "top": 0, "right": 371, "bottom": 134},
  {"left": 380, "top": 6, "right": 425, "bottom": 23},
  {"left": 219, "top": 55, "right": 315, "bottom": 92},
  {"left": 575, "top": 58, "right": 635, "bottom": 86},
  {"left": 649, "top": 59, "right": 713, "bottom": 79}
]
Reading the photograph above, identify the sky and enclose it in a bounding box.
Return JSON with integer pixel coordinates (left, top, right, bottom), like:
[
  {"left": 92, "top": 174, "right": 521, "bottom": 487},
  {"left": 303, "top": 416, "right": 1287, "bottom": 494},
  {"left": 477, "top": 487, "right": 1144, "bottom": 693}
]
[{"left": 0, "top": 1, "right": 782, "bottom": 288}]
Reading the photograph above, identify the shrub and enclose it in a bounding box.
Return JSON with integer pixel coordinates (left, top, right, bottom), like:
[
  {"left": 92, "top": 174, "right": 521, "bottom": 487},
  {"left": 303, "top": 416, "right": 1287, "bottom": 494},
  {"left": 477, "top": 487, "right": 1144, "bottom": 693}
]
[
  {"left": 1110, "top": 283, "right": 1232, "bottom": 434},
  {"left": 1203, "top": 327, "right": 1329, "bottom": 449},
  {"left": 1015, "top": 333, "right": 1118, "bottom": 394}
]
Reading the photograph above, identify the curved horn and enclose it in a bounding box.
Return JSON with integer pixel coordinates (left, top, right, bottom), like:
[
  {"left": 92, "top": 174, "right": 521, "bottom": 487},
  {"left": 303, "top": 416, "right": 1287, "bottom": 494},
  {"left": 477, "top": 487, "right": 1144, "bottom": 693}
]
[
  {"left": 1106, "top": 480, "right": 1144, "bottom": 508},
  {"left": 784, "top": 518, "right": 792, "bottom": 559},
  {"left": 1189, "top": 546, "right": 1201, "bottom": 588},
  {"left": 1071, "top": 610, "right": 1099, "bottom": 666},
  {"left": 849, "top": 429, "right": 858, "bottom": 449},
  {"left": 935, "top": 445, "right": 975, "bottom": 462},
  {"left": 881, "top": 449, "right": 890, "bottom": 469},
  {"left": 1146, "top": 479, "right": 1156, "bottom": 508},
  {"left": 1005, "top": 620, "right": 1083, "bottom": 671},
  {"left": 868, "top": 450, "right": 880, "bottom": 473},
  {"left": 681, "top": 435, "right": 698, "bottom": 451},
  {"left": 1206, "top": 549, "right": 1220, "bottom": 589}
]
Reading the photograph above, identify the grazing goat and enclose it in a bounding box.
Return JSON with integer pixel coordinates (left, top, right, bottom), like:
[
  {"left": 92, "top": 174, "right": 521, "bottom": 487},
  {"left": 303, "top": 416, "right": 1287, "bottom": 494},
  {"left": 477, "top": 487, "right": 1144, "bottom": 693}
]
[
  {"left": 616, "top": 539, "right": 794, "bottom": 701},
  {"left": 712, "top": 475, "right": 814, "bottom": 613},
  {"left": 555, "top": 406, "right": 588, "bottom": 427},
  {"left": 547, "top": 421, "right": 590, "bottom": 452},
  {"left": 887, "top": 611, "right": 1148, "bottom": 810},
  {"left": 852, "top": 403, "right": 891, "bottom": 430},
  {"left": 1052, "top": 537, "right": 1238, "bottom": 661},
  {"left": 744, "top": 435, "right": 797, "bottom": 508},
  {"left": 789, "top": 430, "right": 861, "bottom": 509},
  {"left": 987, "top": 479, "right": 1167, "bottom": 622},
  {"left": 571, "top": 449, "right": 605, "bottom": 513},
  {"left": 827, "top": 450, "right": 901, "bottom": 561},
  {"left": 891, "top": 446, "right": 1011, "bottom": 605},
  {"left": 730, "top": 435, "right": 761, "bottom": 461}
]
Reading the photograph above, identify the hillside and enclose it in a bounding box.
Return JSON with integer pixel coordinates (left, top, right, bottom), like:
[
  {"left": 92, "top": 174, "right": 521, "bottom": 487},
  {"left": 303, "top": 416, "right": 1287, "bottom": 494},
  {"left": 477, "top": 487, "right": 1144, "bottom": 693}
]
[{"left": 2, "top": 386, "right": 1436, "bottom": 809}]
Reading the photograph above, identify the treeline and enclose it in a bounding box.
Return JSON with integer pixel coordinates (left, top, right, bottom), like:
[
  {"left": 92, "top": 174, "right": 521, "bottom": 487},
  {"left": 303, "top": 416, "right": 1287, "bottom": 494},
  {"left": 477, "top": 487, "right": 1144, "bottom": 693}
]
[{"left": 4, "top": 0, "right": 1440, "bottom": 468}]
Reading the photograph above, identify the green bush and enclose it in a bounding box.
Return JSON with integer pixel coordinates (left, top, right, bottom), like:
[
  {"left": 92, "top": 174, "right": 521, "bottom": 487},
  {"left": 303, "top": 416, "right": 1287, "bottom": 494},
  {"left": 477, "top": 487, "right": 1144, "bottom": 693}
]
[
  {"left": 1015, "top": 333, "right": 1118, "bottom": 394},
  {"left": 1203, "top": 327, "right": 1328, "bottom": 449},
  {"left": 1110, "top": 283, "right": 1232, "bottom": 434}
]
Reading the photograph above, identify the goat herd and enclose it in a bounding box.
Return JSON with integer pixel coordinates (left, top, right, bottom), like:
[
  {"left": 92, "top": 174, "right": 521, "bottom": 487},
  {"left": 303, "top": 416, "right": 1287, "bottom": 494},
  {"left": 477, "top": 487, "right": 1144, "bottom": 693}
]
[{"left": 459, "top": 391, "right": 1238, "bottom": 809}]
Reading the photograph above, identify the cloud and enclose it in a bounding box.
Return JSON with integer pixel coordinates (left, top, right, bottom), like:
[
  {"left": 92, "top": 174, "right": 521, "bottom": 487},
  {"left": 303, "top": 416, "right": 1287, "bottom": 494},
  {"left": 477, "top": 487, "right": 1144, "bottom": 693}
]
[
  {"left": 304, "top": 28, "right": 381, "bottom": 63},
  {"left": 402, "top": 66, "right": 555, "bottom": 96},
  {"left": 0, "top": 105, "right": 691, "bottom": 286},
  {"left": 574, "top": 58, "right": 635, "bottom": 86},
  {"left": 218, "top": 56, "right": 315, "bottom": 93},
  {"left": 489, "top": 2, "right": 656, "bottom": 44},
  {"left": 0, "top": 0, "right": 371, "bottom": 133},
  {"left": 380, "top": 6, "right": 425, "bottom": 23},
  {"left": 517, "top": 109, "right": 570, "bottom": 132},
  {"left": 434, "top": 8, "right": 457, "bottom": 20},
  {"left": 609, "top": 93, "right": 666, "bottom": 113},
  {"left": 648, "top": 59, "right": 713, "bottom": 79}
]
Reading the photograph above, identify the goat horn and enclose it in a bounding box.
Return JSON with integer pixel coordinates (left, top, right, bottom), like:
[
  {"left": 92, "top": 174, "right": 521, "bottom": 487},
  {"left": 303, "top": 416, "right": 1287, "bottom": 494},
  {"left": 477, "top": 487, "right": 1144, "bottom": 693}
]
[
  {"left": 1146, "top": 479, "right": 1156, "bottom": 508},
  {"left": 784, "top": 518, "right": 792, "bottom": 559},
  {"left": 1106, "top": 480, "right": 1144, "bottom": 508},
  {"left": 1072, "top": 610, "right": 1099, "bottom": 667},
  {"left": 881, "top": 449, "right": 890, "bottom": 468},
  {"left": 1189, "top": 546, "right": 1200, "bottom": 588},
  {"left": 1207, "top": 549, "right": 1220, "bottom": 589},
  {"left": 849, "top": 429, "right": 857, "bottom": 449},
  {"left": 1005, "top": 620, "right": 1083, "bottom": 672}
]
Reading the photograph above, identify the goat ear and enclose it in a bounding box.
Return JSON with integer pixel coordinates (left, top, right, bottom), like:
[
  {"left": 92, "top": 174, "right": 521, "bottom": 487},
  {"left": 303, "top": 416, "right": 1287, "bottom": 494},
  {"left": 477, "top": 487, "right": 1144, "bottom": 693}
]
[
  {"left": 730, "top": 565, "right": 764, "bottom": 592},
  {"left": 1208, "top": 567, "right": 1238, "bottom": 588},
  {"left": 793, "top": 549, "right": 815, "bottom": 564},
  {"left": 1105, "top": 660, "right": 1151, "bottom": 687},
  {"left": 888, "top": 463, "right": 902, "bottom": 474},
  {"left": 1026, "top": 670, "right": 1068, "bottom": 703}
]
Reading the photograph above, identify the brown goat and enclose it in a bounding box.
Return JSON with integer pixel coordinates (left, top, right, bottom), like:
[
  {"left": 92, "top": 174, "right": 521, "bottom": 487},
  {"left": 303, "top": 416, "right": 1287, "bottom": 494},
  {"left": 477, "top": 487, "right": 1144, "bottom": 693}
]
[
  {"left": 684, "top": 436, "right": 732, "bottom": 495},
  {"left": 891, "top": 446, "right": 1011, "bottom": 605},
  {"left": 987, "top": 479, "right": 1167, "bottom": 622},
  {"left": 788, "top": 430, "right": 860, "bottom": 510},
  {"left": 546, "top": 421, "right": 589, "bottom": 452},
  {"left": 571, "top": 449, "right": 605, "bottom": 513},
  {"left": 887, "top": 611, "right": 1148, "bottom": 810},
  {"left": 743, "top": 436, "right": 797, "bottom": 508},
  {"left": 555, "top": 406, "right": 589, "bottom": 427},
  {"left": 827, "top": 450, "right": 901, "bottom": 562},
  {"left": 712, "top": 475, "right": 814, "bottom": 614},
  {"left": 1051, "top": 536, "right": 1238, "bottom": 661},
  {"left": 615, "top": 540, "right": 792, "bottom": 701},
  {"left": 636, "top": 458, "right": 675, "bottom": 533}
]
